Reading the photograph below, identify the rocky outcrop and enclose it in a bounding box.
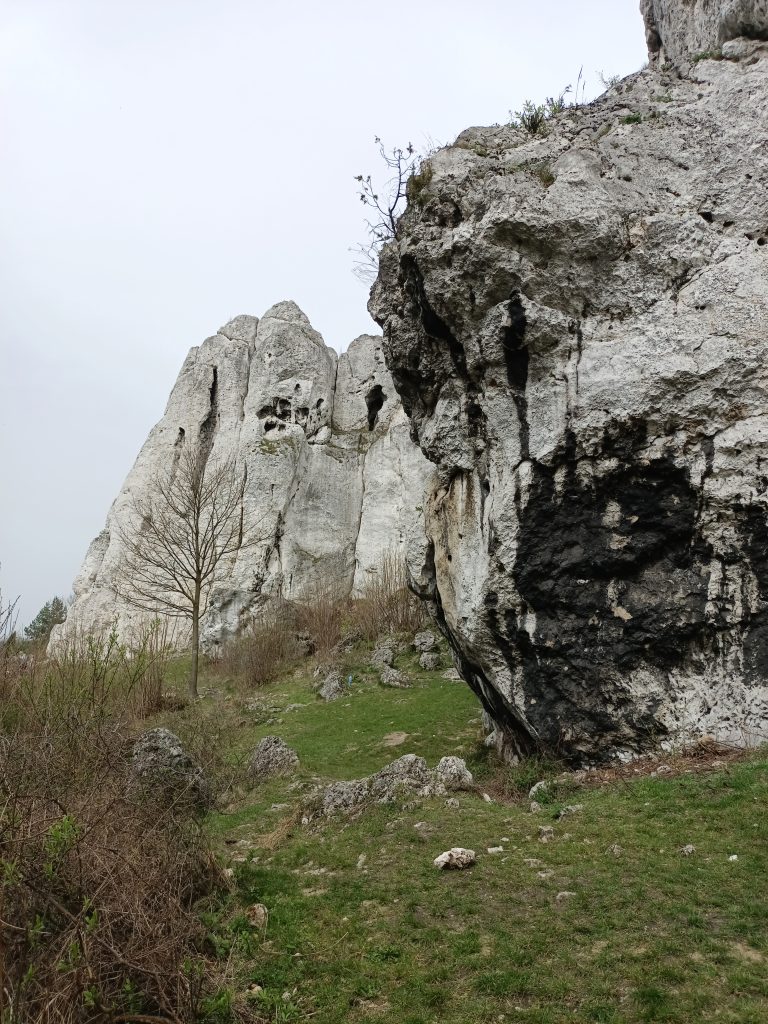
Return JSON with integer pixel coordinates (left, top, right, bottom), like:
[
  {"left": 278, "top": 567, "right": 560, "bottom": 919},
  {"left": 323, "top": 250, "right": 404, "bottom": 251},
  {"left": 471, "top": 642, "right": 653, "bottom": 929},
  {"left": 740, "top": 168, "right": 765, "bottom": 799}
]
[
  {"left": 642, "top": 0, "right": 768, "bottom": 65},
  {"left": 54, "top": 302, "right": 435, "bottom": 649},
  {"left": 370, "top": 4, "right": 768, "bottom": 761}
]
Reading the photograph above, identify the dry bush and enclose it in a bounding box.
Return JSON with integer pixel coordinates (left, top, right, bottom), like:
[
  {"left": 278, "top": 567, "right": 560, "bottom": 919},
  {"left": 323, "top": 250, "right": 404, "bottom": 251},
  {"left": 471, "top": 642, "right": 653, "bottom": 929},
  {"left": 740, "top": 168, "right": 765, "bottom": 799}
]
[
  {"left": 348, "top": 550, "right": 426, "bottom": 641},
  {"left": 293, "top": 585, "right": 346, "bottom": 658},
  {"left": 218, "top": 602, "right": 300, "bottom": 687},
  {"left": 0, "top": 632, "right": 227, "bottom": 1023}
]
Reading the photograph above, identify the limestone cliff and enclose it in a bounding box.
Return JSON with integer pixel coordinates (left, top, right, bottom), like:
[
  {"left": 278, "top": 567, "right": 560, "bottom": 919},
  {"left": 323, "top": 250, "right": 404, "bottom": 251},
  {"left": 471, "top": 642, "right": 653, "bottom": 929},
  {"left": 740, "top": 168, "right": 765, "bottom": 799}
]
[
  {"left": 55, "top": 302, "right": 435, "bottom": 649},
  {"left": 371, "top": 3, "right": 768, "bottom": 760}
]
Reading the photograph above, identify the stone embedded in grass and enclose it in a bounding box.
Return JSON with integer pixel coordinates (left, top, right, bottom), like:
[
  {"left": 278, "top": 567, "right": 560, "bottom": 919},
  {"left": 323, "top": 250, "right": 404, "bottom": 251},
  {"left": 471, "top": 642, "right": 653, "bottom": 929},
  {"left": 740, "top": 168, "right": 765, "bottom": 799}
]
[
  {"left": 370, "top": 643, "right": 395, "bottom": 668},
  {"left": 129, "top": 727, "right": 211, "bottom": 809},
  {"left": 419, "top": 652, "right": 440, "bottom": 670},
  {"left": 442, "top": 667, "right": 462, "bottom": 681},
  {"left": 680, "top": 844, "right": 696, "bottom": 856},
  {"left": 556, "top": 891, "right": 576, "bottom": 903},
  {"left": 312, "top": 754, "right": 452, "bottom": 818},
  {"left": 445, "top": 797, "right": 460, "bottom": 809},
  {"left": 556, "top": 804, "right": 584, "bottom": 820},
  {"left": 413, "top": 630, "right": 437, "bottom": 653},
  {"left": 246, "top": 903, "right": 269, "bottom": 930},
  {"left": 319, "top": 671, "right": 345, "bottom": 701},
  {"left": 435, "top": 755, "right": 474, "bottom": 791},
  {"left": 248, "top": 736, "right": 300, "bottom": 780},
  {"left": 608, "top": 843, "right": 624, "bottom": 857},
  {"left": 379, "top": 666, "right": 411, "bottom": 689},
  {"left": 434, "top": 847, "right": 476, "bottom": 870},
  {"left": 538, "top": 825, "right": 555, "bottom": 843},
  {"left": 487, "top": 846, "right": 504, "bottom": 855},
  {"left": 530, "top": 801, "right": 542, "bottom": 813}
]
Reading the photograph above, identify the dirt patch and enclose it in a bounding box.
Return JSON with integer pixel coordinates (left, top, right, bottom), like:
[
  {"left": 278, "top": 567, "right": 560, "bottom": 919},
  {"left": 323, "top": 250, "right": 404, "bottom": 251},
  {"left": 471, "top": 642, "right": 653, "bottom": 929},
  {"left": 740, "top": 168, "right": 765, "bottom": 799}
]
[{"left": 381, "top": 731, "right": 409, "bottom": 747}]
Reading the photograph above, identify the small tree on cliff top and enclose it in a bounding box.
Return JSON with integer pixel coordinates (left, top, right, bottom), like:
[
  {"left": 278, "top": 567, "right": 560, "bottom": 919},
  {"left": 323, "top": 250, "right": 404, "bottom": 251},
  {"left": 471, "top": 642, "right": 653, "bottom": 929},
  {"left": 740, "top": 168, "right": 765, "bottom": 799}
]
[
  {"left": 353, "top": 137, "right": 420, "bottom": 282},
  {"left": 115, "top": 442, "right": 247, "bottom": 699},
  {"left": 24, "top": 596, "right": 67, "bottom": 644}
]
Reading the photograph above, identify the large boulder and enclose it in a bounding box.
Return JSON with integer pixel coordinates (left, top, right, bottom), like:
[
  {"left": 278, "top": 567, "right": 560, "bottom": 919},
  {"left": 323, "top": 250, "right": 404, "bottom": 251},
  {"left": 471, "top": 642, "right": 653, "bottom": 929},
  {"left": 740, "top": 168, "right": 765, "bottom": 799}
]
[
  {"left": 370, "top": 17, "right": 768, "bottom": 762},
  {"left": 249, "top": 736, "right": 300, "bottom": 779},
  {"left": 129, "top": 728, "right": 210, "bottom": 808}
]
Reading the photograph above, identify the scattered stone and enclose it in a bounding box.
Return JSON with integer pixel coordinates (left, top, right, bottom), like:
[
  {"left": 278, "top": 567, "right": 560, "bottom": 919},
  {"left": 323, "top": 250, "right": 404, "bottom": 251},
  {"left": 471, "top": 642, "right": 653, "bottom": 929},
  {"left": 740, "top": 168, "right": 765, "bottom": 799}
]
[
  {"left": 246, "top": 903, "right": 269, "bottom": 930},
  {"left": 445, "top": 797, "right": 460, "bottom": 809},
  {"left": 681, "top": 844, "right": 696, "bottom": 857},
  {"left": 356, "top": 853, "right": 367, "bottom": 870},
  {"left": 487, "top": 846, "right": 504, "bottom": 855},
  {"left": 442, "top": 667, "right": 461, "bottom": 681},
  {"left": 530, "top": 801, "right": 542, "bottom": 813},
  {"left": 434, "top": 847, "right": 476, "bottom": 870},
  {"left": 529, "top": 780, "right": 549, "bottom": 800},
  {"left": 482, "top": 792, "right": 493, "bottom": 803},
  {"left": 370, "top": 643, "right": 395, "bottom": 669},
  {"left": 538, "top": 826, "right": 555, "bottom": 843},
  {"left": 414, "top": 630, "right": 437, "bottom": 653},
  {"left": 284, "top": 703, "right": 306, "bottom": 712},
  {"left": 419, "top": 651, "right": 440, "bottom": 671},
  {"left": 556, "top": 804, "right": 584, "bottom": 819},
  {"left": 249, "top": 736, "right": 299, "bottom": 780},
  {"left": 523, "top": 858, "right": 544, "bottom": 868},
  {"left": 608, "top": 844, "right": 624, "bottom": 858},
  {"left": 537, "top": 870, "right": 554, "bottom": 879},
  {"left": 435, "top": 756, "right": 474, "bottom": 791},
  {"left": 319, "top": 671, "right": 345, "bottom": 701},
  {"left": 556, "top": 891, "right": 576, "bottom": 903},
  {"left": 129, "top": 728, "right": 210, "bottom": 808},
  {"left": 728, "top": 854, "right": 739, "bottom": 862},
  {"left": 379, "top": 665, "right": 411, "bottom": 689}
]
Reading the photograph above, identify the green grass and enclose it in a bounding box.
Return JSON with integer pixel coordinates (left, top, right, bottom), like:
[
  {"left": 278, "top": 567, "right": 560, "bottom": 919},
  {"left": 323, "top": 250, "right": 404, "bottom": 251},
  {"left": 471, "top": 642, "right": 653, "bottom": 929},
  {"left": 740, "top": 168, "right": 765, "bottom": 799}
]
[{"left": 156, "top": 643, "right": 768, "bottom": 1023}]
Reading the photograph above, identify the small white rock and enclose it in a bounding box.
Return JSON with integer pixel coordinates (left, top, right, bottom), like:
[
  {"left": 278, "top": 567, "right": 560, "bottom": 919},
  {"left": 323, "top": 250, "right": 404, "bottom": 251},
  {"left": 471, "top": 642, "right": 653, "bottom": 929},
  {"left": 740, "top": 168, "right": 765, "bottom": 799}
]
[
  {"left": 728, "top": 854, "right": 739, "bottom": 862},
  {"left": 538, "top": 825, "right": 555, "bottom": 843},
  {"left": 681, "top": 844, "right": 696, "bottom": 856},
  {"left": 356, "top": 853, "right": 367, "bottom": 870},
  {"left": 556, "top": 891, "right": 576, "bottom": 903},
  {"left": 487, "top": 846, "right": 504, "bottom": 855},
  {"left": 529, "top": 801, "right": 542, "bottom": 813},
  {"left": 434, "top": 847, "right": 476, "bottom": 870},
  {"left": 482, "top": 792, "right": 493, "bottom": 803},
  {"left": 529, "top": 780, "right": 549, "bottom": 800}
]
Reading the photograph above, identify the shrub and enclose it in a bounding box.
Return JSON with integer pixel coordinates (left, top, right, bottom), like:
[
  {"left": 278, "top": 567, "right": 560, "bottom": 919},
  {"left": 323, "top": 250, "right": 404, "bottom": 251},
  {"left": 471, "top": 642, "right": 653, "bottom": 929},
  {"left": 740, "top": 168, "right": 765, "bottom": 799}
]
[
  {"left": 219, "top": 601, "right": 301, "bottom": 686},
  {"left": 348, "top": 549, "right": 427, "bottom": 641},
  {"left": 0, "top": 634, "right": 226, "bottom": 1022}
]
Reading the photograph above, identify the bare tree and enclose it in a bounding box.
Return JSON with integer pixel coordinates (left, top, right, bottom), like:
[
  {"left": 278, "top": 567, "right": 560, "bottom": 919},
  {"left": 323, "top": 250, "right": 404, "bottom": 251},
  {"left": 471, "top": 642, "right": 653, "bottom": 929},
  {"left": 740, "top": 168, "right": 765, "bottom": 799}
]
[
  {"left": 353, "top": 137, "right": 420, "bottom": 282},
  {"left": 115, "top": 442, "right": 247, "bottom": 699}
]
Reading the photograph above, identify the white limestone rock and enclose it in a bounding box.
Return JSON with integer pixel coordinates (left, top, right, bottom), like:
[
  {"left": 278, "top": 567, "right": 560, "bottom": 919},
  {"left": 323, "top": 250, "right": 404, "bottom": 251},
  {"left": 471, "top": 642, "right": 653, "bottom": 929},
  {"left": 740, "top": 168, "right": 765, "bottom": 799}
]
[
  {"left": 642, "top": 0, "right": 768, "bottom": 65},
  {"left": 370, "top": 10, "right": 768, "bottom": 763},
  {"left": 51, "top": 305, "right": 436, "bottom": 651},
  {"left": 434, "top": 847, "right": 476, "bottom": 870}
]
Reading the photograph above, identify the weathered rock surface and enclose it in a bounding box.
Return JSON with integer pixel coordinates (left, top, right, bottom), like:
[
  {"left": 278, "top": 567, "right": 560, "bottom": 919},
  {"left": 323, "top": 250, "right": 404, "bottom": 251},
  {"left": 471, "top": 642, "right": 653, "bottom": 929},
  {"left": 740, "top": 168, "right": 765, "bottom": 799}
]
[
  {"left": 248, "top": 736, "right": 299, "bottom": 779},
  {"left": 370, "top": 3, "right": 768, "bottom": 761},
  {"left": 52, "top": 303, "right": 435, "bottom": 649},
  {"left": 433, "top": 847, "right": 476, "bottom": 870},
  {"left": 129, "top": 728, "right": 210, "bottom": 807},
  {"left": 313, "top": 754, "right": 454, "bottom": 817},
  {"left": 642, "top": 0, "right": 768, "bottom": 65}
]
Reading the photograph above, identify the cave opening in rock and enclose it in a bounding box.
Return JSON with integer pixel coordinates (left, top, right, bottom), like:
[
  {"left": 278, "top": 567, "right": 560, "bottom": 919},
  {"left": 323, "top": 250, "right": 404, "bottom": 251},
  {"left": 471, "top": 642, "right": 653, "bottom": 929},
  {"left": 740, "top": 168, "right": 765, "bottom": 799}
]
[{"left": 365, "top": 384, "right": 386, "bottom": 430}]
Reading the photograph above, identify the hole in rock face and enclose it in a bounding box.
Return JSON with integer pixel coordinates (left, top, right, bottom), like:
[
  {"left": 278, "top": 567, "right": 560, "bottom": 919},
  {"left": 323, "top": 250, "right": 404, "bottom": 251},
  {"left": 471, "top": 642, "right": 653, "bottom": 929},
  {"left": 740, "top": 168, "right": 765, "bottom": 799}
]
[
  {"left": 175, "top": 427, "right": 185, "bottom": 446},
  {"left": 365, "top": 384, "right": 386, "bottom": 430},
  {"left": 699, "top": 211, "right": 714, "bottom": 223},
  {"left": 758, "top": 237, "right": 767, "bottom": 247}
]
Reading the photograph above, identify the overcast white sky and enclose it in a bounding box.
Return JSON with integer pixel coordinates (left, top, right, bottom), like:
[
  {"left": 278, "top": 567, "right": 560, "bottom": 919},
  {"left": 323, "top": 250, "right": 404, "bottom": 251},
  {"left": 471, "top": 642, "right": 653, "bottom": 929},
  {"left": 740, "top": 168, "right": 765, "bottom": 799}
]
[{"left": 0, "top": 0, "right": 647, "bottom": 625}]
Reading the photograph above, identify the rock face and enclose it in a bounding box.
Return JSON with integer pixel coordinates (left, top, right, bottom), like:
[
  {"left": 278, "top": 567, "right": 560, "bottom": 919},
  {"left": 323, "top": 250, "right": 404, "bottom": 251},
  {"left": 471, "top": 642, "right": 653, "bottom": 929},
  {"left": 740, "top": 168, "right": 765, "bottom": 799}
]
[
  {"left": 642, "top": 0, "right": 768, "bottom": 65},
  {"left": 53, "top": 302, "right": 435, "bottom": 649},
  {"left": 370, "top": 6, "right": 768, "bottom": 761}
]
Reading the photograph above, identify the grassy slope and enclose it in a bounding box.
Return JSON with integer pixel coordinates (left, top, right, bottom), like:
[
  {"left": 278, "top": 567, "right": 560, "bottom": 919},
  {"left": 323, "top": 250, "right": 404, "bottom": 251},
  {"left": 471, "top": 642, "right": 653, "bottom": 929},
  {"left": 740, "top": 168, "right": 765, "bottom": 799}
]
[{"left": 163, "top": 646, "right": 768, "bottom": 1024}]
